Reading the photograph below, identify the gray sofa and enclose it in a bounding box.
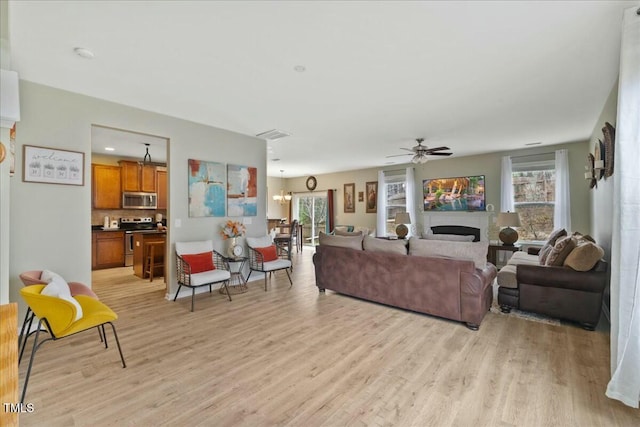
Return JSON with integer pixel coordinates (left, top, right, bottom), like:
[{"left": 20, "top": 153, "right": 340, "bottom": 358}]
[{"left": 313, "top": 235, "right": 497, "bottom": 330}]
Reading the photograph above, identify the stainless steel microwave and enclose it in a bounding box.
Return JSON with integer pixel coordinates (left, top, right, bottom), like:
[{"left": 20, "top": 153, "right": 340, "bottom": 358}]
[{"left": 122, "top": 192, "right": 157, "bottom": 209}]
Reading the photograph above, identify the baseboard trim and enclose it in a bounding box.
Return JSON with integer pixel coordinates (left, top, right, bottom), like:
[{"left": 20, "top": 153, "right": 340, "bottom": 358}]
[{"left": 165, "top": 272, "right": 266, "bottom": 301}]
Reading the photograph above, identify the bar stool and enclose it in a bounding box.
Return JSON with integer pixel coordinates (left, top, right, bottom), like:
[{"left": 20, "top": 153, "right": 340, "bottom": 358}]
[{"left": 144, "top": 241, "right": 165, "bottom": 282}]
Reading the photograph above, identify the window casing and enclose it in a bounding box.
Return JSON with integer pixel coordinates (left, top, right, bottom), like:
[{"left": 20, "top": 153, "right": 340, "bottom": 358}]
[
  {"left": 384, "top": 174, "right": 406, "bottom": 235},
  {"left": 511, "top": 157, "right": 556, "bottom": 241}
]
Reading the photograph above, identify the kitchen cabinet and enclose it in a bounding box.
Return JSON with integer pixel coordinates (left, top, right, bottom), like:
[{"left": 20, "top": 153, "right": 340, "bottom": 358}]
[
  {"left": 120, "top": 160, "right": 156, "bottom": 193},
  {"left": 156, "top": 169, "right": 167, "bottom": 210},
  {"left": 133, "top": 232, "right": 166, "bottom": 279},
  {"left": 92, "top": 164, "right": 121, "bottom": 209},
  {"left": 92, "top": 231, "right": 125, "bottom": 270}
]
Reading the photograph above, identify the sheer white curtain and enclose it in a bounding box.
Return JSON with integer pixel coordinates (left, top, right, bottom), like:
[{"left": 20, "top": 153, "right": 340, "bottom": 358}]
[
  {"left": 606, "top": 6, "right": 640, "bottom": 409},
  {"left": 405, "top": 167, "right": 417, "bottom": 237},
  {"left": 376, "top": 170, "right": 387, "bottom": 237},
  {"left": 500, "top": 156, "right": 515, "bottom": 212},
  {"left": 553, "top": 149, "right": 571, "bottom": 231}
]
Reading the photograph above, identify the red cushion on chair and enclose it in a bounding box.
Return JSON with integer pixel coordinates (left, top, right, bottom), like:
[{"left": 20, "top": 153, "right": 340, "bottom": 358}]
[
  {"left": 181, "top": 252, "right": 215, "bottom": 273},
  {"left": 256, "top": 245, "right": 278, "bottom": 262}
]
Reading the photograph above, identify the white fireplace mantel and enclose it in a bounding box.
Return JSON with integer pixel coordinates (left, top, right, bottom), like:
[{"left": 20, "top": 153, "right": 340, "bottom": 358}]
[{"left": 420, "top": 211, "right": 493, "bottom": 241}]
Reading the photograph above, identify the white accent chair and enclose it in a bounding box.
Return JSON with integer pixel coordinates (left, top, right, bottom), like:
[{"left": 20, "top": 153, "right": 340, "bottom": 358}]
[
  {"left": 175, "top": 240, "right": 231, "bottom": 312},
  {"left": 246, "top": 235, "right": 293, "bottom": 291}
]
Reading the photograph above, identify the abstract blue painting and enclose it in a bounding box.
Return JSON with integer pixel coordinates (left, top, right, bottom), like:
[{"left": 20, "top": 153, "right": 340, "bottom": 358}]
[{"left": 188, "top": 159, "right": 226, "bottom": 217}]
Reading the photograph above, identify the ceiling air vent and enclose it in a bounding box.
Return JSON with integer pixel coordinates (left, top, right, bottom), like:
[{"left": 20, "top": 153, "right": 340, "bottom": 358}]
[{"left": 256, "top": 129, "right": 290, "bottom": 140}]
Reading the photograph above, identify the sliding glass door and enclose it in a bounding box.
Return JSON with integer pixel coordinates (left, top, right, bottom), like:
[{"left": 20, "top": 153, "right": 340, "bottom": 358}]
[{"left": 293, "top": 192, "right": 327, "bottom": 246}]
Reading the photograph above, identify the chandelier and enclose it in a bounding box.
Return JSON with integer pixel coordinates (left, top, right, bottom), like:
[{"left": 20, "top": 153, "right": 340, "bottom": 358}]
[{"left": 273, "top": 170, "right": 292, "bottom": 205}]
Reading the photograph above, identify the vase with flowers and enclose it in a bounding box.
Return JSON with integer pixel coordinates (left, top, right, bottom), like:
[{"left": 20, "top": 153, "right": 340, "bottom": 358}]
[{"left": 220, "top": 220, "right": 246, "bottom": 257}]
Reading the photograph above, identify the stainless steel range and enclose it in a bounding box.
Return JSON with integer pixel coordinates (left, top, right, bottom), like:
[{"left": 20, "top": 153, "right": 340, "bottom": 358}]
[{"left": 121, "top": 217, "right": 156, "bottom": 266}]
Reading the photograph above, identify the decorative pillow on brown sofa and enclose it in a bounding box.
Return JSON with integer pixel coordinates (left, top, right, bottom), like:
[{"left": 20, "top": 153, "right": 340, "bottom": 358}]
[
  {"left": 319, "top": 232, "right": 364, "bottom": 250},
  {"left": 563, "top": 242, "right": 604, "bottom": 271},
  {"left": 538, "top": 228, "right": 567, "bottom": 264},
  {"left": 538, "top": 245, "right": 553, "bottom": 265},
  {"left": 545, "top": 235, "right": 577, "bottom": 266},
  {"left": 363, "top": 235, "right": 407, "bottom": 255},
  {"left": 572, "top": 231, "right": 596, "bottom": 245}
]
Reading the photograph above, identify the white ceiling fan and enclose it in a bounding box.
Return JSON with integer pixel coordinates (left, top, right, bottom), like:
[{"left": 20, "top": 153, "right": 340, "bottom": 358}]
[{"left": 387, "top": 138, "right": 453, "bottom": 164}]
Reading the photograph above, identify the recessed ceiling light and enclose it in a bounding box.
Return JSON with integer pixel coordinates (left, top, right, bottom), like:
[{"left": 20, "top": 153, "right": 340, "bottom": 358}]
[
  {"left": 294, "top": 65, "right": 306, "bottom": 72},
  {"left": 74, "top": 47, "right": 95, "bottom": 59},
  {"left": 104, "top": 147, "right": 115, "bottom": 152},
  {"left": 525, "top": 142, "right": 542, "bottom": 146}
]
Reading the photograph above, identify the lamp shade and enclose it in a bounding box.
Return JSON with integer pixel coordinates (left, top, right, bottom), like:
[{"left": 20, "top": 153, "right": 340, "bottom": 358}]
[
  {"left": 496, "top": 212, "right": 521, "bottom": 227},
  {"left": 394, "top": 212, "right": 411, "bottom": 225}
]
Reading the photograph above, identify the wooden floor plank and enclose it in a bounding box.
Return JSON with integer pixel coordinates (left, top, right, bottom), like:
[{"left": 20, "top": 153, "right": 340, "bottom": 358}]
[{"left": 16, "top": 249, "right": 639, "bottom": 426}]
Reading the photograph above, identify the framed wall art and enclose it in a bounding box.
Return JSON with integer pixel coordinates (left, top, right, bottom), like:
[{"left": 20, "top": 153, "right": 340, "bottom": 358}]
[
  {"left": 365, "top": 181, "right": 378, "bottom": 213},
  {"left": 227, "top": 164, "right": 258, "bottom": 216},
  {"left": 344, "top": 183, "right": 355, "bottom": 213},
  {"left": 188, "top": 159, "right": 226, "bottom": 217},
  {"left": 23, "top": 145, "right": 84, "bottom": 186}
]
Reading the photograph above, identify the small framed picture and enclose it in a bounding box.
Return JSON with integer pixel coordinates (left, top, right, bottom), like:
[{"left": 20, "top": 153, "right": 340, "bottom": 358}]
[
  {"left": 23, "top": 145, "right": 85, "bottom": 186},
  {"left": 344, "top": 183, "right": 355, "bottom": 213},
  {"left": 366, "top": 181, "right": 378, "bottom": 213},
  {"left": 358, "top": 191, "right": 364, "bottom": 202}
]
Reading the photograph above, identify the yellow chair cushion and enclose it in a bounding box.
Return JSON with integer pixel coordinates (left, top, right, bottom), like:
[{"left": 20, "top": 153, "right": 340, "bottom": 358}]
[{"left": 20, "top": 285, "right": 118, "bottom": 339}]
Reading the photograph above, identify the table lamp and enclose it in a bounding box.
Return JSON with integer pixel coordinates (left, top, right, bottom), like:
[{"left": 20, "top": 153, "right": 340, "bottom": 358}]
[
  {"left": 394, "top": 212, "right": 411, "bottom": 239},
  {"left": 496, "top": 211, "right": 521, "bottom": 246}
]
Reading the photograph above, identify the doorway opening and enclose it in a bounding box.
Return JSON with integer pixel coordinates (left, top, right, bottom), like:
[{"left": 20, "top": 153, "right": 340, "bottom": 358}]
[{"left": 90, "top": 125, "right": 169, "bottom": 294}]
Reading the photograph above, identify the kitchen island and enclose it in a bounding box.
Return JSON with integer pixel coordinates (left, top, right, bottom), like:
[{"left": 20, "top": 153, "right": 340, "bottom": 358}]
[{"left": 133, "top": 231, "right": 166, "bottom": 279}]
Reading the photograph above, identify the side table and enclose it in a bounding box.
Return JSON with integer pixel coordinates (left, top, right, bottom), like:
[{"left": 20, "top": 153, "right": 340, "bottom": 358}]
[
  {"left": 220, "top": 256, "right": 248, "bottom": 295},
  {"left": 487, "top": 244, "right": 521, "bottom": 269}
]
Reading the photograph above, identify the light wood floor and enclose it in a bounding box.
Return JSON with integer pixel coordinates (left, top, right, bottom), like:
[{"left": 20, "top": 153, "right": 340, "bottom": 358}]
[{"left": 18, "top": 250, "right": 640, "bottom": 426}]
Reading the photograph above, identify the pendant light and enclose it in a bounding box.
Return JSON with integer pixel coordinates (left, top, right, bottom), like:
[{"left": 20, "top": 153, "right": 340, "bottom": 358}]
[
  {"left": 143, "top": 143, "right": 151, "bottom": 164},
  {"left": 273, "top": 170, "right": 292, "bottom": 204}
]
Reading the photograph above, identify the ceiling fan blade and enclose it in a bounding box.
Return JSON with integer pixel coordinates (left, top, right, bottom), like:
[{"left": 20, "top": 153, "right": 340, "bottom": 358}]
[
  {"left": 427, "top": 152, "right": 452, "bottom": 156},
  {"left": 385, "top": 153, "right": 412, "bottom": 158},
  {"left": 425, "top": 146, "right": 450, "bottom": 152},
  {"left": 399, "top": 148, "right": 416, "bottom": 153}
]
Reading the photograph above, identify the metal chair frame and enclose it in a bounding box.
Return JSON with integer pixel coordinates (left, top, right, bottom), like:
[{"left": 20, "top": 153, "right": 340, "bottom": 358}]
[
  {"left": 174, "top": 249, "right": 231, "bottom": 312},
  {"left": 21, "top": 317, "right": 125, "bottom": 404},
  {"left": 246, "top": 246, "right": 293, "bottom": 291}
]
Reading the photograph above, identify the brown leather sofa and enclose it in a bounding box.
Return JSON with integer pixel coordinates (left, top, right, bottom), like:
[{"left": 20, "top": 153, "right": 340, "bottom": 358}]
[
  {"left": 313, "top": 243, "right": 497, "bottom": 330},
  {"left": 497, "top": 248, "right": 608, "bottom": 330}
]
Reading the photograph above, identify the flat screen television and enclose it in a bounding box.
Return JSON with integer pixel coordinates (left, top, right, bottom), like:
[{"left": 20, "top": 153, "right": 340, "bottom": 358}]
[{"left": 423, "top": 175, "right": 485, "bottom": 211}]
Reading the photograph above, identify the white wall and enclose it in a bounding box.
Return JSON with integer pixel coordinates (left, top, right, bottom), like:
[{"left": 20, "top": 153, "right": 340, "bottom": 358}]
[
  {"left": 589, "top": 82, "right": 618, "bottom": 261},
  {"left": 8, "top": 81, "right": 266, "bottom": 315}
]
